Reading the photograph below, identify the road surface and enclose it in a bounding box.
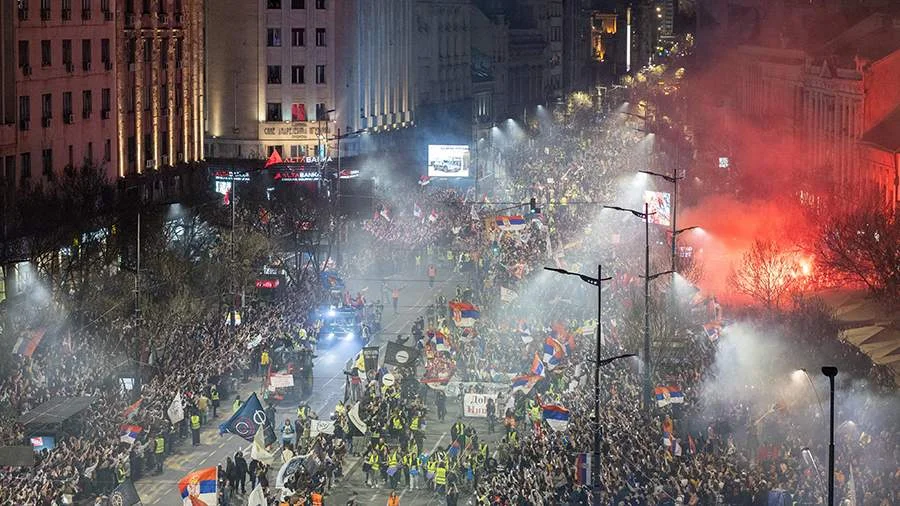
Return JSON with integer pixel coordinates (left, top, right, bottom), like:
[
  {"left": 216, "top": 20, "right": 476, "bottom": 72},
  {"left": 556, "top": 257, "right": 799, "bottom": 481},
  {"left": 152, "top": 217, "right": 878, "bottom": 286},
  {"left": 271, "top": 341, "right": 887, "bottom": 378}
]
[{"left": 135, "top": 265, "right": 488, "bottom": 505}]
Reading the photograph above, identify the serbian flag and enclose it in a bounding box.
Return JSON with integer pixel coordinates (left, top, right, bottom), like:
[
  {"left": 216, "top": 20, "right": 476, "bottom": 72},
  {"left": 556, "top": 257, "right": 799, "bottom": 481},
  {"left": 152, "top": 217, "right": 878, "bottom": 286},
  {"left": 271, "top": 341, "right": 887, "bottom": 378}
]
[
  {"left": 449, "top": 301, "right": 480, "bottom": 327},
  {"left": 541, "top": 404, "right": 570, "bottom": 431},
  {"left": 178, "top": 467, "right": 218, "bottom": 506},
  {"left": 530, "top": 353, "right": 546, "bottom": 377},
  {"left": 122, "top": 398, "right": 143, "bottom": 420},
  {"left": 418, "top": 175, "right": 431, "bottom": 186},
  {"left": 264, "top": 148, "right": 283, "bottom": 168},
  {"left": 542, "top": 337, "right": 565, "bottom": 370},
  {"left": 655, "top": 386, "right": 685, "bottom": 407},
  {"left": 495, "top": 215, "right": 527, "bottom": 231},
  {"left": 574, "top": 453, "right": 592, "bottom": 486},
  {"left": 510, "top": 375, "right": 540, "bottom": 394},
  {"left": 119, "top": 424, "right": 143, "bottom": 445},
  {"left": 428, "top": 209, "right": 438, "bottom": 223},
  {"left": 433, "top": 332, "right": 451, "bottom": 352},
  {"left": 379, "top": 207, "right": 391, "bottom": 222}
]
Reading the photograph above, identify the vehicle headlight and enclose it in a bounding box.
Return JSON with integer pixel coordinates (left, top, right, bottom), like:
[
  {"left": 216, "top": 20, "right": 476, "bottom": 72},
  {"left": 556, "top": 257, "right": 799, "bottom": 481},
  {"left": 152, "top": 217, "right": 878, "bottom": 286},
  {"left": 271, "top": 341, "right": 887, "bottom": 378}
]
[
  {"left": 345, "top": 332, "right": 355, "bottom": 340},
  {"left": 327, "top": 332, "right": 335, "bottom": 340}
]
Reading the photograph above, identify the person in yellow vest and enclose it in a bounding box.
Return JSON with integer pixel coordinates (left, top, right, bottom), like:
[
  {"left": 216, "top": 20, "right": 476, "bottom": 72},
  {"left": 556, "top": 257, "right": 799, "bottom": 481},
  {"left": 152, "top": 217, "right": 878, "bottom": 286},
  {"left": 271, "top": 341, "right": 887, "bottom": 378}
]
[
  {"left": 210, "top": 385, "right": 220, "bottom": 418},
  {"left": 434, "top": 462, "right": 448, "bottom": 494},
  {"left": 365, "top": 449, "right": 380, "bottom": 487},
  {"left": 154, "top": 433, "right": 165, "bottom": 474},
  {"left": 190, "top": 411, "right": 201, "bottom": 446},
  {"left": 232, "top": 395, "right": 243, "bottom": 414},
  {"left": 197, "top": 393, "right": 209, "bottom": 425},
  {"left": 387, "top": 448, "right": 400, "bottom": 489},
  {"left": 116, "top": 461, "right": 129, "bottom": 484},
  {"left": 260, "top": 349, "right": 271, "bottom": 376}
]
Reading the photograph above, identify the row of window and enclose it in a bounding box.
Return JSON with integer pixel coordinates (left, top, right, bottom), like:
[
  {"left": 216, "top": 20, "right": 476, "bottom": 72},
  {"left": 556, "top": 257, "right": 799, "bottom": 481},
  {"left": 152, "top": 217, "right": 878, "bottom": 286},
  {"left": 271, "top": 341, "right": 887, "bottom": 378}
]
[
  {"left": 268, "top": 0, "right": 327, "bottom": 9},
  {"left": 17, "top": 89, "right": 112, "bottom": 129},
  {"left": 18, "top": 38, "right": 111, "bottom": 71},
  {"left": 17, "top": 0, "right": 113, "bottom": 20},
  {"left": 267, "top": 64, "right": 326, "bottom": 85},
  {"left": 265, "top": 102, "right": 329, "bottom": 122},
  {"left": 18, "top": 141, "right": 111, "bottom": 181},
  {"left": 123, "top": 0, "right": 183, "bottom": 15},
  {"left": 266, "top": 27, "right": 327, "bottom": 48}
]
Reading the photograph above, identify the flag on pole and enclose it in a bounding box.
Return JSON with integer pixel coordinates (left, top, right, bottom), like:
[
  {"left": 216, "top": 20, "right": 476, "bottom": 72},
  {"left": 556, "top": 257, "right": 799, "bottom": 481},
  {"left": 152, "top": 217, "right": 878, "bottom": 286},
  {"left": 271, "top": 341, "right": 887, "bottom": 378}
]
[
  {"left": 247, "top": 483, "right": 266, "bottom": 506},
  {"left": 428, "top": 209, "right": 439, "bottom": 223},
  {"left": 542, "top": 337, "right": 566, "bottom": 370},
  {"left": 119, "top": 425, "right": 143, "bottom": 445},
  {"left": 541, "top": 404, "right": 570, "bottom": 431},
  {"left": 109, "top": 479, "right": 142, "bottom": 506},
  {"left": 250, "top": 424, "right": 276, "bottom": 466},
  {"left": 219, "top": 393, "right": 273, "bottom": 444},
  {"left": 178, "top": 467, "right": 218, "bottom": 506},
  {"left": 510, "top": 375, "right": 540, "bottom": 394},
  {"left": 168, "top": 393, "right": 185, "bottom": 424},
  {"left": 654, "top": 386, "right": 685, "bottom": 407},
  {"left": 122, "top": 399, "right": 143, "bottom": 421},
  {"left": 574, "top": 453, "right": 592, "bottom": 486},
  {"left": 530, "top": 353, "right": 546, "bottom": 377}
]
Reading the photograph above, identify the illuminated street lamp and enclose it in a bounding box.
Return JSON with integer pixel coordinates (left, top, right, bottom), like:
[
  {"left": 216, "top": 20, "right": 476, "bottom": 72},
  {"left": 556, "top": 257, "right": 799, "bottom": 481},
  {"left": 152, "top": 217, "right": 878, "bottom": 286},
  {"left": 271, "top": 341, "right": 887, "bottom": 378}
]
[
  {"left": 639, "top": 169, "right": 684, "bottom": 272},
  {"left": 603, "top": 204, "right": 669, "bottom": 410},
  {"left": 544, "top": 265, "right": 635, "bottom": 505}
]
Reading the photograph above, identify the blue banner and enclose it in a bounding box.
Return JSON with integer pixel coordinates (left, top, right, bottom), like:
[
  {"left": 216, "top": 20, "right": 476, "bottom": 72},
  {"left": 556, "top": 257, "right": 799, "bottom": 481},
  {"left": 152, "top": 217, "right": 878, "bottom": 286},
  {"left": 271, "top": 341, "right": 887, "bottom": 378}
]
[{"left": 219, "top": 393, "right": 274, "bottom": 443}]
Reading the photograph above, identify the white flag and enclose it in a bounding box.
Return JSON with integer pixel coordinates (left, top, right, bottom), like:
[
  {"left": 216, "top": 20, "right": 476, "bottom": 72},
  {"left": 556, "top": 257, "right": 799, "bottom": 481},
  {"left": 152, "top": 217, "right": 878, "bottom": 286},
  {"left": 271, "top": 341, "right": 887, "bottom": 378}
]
[
  {"left": 309, "top": 419, "right": 335, "bottom": 438},
  {"left": 246, "top": 483, "right": 266, "bottom": 506},
  {"left": 251, "top": 425, "right": 276, "bottom": 466},
  {"left": 167, "top": 393, "right": 184, "bottom": 424},
  {"left": 348, "top": 402, "right": 367, "bottom": 434}
]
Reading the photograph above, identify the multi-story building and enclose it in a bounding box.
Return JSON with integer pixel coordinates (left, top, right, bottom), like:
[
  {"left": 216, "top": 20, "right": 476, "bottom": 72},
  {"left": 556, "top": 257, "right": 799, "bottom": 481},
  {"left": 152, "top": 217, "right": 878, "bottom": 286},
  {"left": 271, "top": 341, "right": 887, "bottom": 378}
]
[
  {"left": 206, "top": 0, "right": 336, "bottom": 160},
  {"left": 736, "top": 11, "right": 900, "bottom": 212}
]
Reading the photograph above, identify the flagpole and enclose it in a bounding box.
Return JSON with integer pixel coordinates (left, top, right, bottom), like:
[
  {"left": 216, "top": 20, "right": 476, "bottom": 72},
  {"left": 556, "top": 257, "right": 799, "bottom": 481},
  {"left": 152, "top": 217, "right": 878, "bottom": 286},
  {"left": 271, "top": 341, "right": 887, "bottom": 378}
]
[{"left": 593, "top": 263, "right": 602, "bottom": 504}]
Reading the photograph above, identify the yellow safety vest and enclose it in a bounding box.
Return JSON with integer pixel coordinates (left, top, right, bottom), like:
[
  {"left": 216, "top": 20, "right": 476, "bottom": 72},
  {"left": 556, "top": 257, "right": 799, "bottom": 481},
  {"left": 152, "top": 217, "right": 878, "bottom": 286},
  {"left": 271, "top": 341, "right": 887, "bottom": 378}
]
[
  {"left": 388, "top": 452, "right": 398, "bottom": 468},
  {"left": 368, "top": 453, "right": 380, "bottom": 471},
  {"left": 410, "top": 417, "right": 420, "bottom": 431},
  {"left": 435, "top": 466, "right": 447, "bottom": 485},
  {"left": 261, "top": 352, "right": 270, "bottom": 365},
  {"left": 392, "top": 417, "right": 403, "bottom": 430},
  {"left": 155, "top": 436, "right": 165, "bottom": 454},
  {"left": 191, "top": 415, "right": 201, "bottom": 430},
  {"left": 211, "top": 390, "right": 219, "bottom": 401}
]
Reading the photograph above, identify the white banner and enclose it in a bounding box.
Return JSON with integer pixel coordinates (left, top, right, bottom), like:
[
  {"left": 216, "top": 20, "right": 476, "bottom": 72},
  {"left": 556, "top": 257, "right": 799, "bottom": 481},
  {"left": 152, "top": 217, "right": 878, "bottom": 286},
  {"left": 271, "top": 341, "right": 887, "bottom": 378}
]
[
  {"left": 445, "top": 380, "right": 512, "bottom": 398},
  {"left": 463, "top": 393, "right": 498, "bottom": 418},
  {"left": 309, "top": 420, "right": 335, "bottom": 438},
  {"left": 269, "top": 373, "right": 294, "bottom": 389},
  {"left": 167, "top": 393, "right": 184, "bottom": 424},
  {"left": 348, "top": 402, "right": 367, "bottom": 435}
]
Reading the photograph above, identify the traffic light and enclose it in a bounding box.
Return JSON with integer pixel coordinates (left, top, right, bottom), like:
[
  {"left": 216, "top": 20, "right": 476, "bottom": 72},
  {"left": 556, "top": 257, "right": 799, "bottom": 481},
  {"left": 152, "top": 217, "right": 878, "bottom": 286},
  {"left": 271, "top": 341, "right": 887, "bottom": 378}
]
[{"left": 529, "top": 197, "right": 540, "bottom": 214}]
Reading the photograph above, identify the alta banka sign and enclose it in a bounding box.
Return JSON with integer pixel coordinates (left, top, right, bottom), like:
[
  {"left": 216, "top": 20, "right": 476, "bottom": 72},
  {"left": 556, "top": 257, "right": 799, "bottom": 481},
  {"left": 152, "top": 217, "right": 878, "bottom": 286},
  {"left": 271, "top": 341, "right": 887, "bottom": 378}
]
[{"left": 281, "top": 156, "right": 334, "bottom": 164}]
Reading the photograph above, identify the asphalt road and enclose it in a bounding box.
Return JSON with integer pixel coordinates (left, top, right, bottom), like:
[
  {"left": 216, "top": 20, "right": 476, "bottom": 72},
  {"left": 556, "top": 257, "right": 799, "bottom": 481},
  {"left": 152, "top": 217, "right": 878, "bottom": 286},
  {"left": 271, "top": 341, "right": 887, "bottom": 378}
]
[{"left": 135, "top": 265, "right": 477, "bottom": 505}]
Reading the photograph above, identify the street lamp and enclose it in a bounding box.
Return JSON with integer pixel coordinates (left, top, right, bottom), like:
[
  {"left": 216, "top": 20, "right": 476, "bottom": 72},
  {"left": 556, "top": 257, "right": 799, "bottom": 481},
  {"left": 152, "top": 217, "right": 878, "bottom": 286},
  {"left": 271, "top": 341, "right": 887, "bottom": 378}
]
[
  {"left": 822, "top": 366, "right": 838, "bottom": 506},
  {"left": 544, "top": 266, "right": 635, "bottom": 505},
  {"left": 604, "top": 203, "right": 665, "bottom": 411},
  {"left": 795, "top": 368, "right": 826, "bottom": 420},
  {"left": 639, "top": 169, "right": 684, "bottom": 272}
]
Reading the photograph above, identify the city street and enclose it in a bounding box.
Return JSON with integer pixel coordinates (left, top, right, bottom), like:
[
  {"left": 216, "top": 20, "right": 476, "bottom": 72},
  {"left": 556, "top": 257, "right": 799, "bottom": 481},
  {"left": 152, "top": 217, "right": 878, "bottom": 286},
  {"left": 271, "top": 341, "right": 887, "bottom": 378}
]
[{"left": 134, "top": 267, "right": 479, "bottom": 505}]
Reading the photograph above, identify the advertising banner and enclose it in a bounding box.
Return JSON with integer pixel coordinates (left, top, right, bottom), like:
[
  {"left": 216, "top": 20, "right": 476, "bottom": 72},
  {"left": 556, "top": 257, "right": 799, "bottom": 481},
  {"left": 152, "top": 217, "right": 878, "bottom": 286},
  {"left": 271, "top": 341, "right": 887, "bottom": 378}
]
[
  {"left": 428, "top": 145, "right": 471, "bottom": 178},
  {"left": 643, "top": 190, "right": 671, "bottom": 226}
]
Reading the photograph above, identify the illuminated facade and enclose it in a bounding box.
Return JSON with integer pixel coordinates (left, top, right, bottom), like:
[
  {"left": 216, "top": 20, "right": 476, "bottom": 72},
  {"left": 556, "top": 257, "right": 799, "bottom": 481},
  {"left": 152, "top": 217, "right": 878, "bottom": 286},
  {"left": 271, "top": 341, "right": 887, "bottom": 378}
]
[{"left": 206, "top": 0, "right": 337, "bottom": 161}]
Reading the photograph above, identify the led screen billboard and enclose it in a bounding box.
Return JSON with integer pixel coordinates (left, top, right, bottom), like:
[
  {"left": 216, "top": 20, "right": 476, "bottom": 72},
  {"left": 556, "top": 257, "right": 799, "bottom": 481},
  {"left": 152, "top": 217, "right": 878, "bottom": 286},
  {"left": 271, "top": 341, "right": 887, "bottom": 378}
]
[{"left": 428, "top": 145, "right": 471, "bottom": 178}]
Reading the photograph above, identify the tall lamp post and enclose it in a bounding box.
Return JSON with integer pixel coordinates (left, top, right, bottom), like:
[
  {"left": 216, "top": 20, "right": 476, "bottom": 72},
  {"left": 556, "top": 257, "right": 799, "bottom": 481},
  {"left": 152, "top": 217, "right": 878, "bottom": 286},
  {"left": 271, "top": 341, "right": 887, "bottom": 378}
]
[
  {"left": 638, "top": 169, "right": 684, "bottom": 272},
  {"left": 822, "top": 366, "right": 838, "bottom": 506},
  {"left": 544, "top": 265, "right": 635, "bottom": 505},
  {"left": 603, "top": 204, "right": 672, "bottom": 410}
]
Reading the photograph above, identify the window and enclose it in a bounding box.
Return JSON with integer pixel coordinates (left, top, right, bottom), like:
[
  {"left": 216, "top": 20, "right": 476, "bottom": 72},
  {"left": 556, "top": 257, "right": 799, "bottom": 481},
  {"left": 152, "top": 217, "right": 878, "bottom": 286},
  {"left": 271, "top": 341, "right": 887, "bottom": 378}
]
[
  {"left": 316, "top": 0, "right": 325, "bottom": 9},
  {"left": 291, "top": 103, "right": 307, "bottom": 121},
  {"left": 315, "top": 103, "right": 327, "bottom": 120},
  {"left": 18, "top": 41, "right": 29, "bottom": 68},
  {"left": 127, "top": 136, "right": 135, "bottom": 162},
  {"left": 101, "top": 38, "right": 110, "bottom": 65},
  {"left": 42, "top": 149, "right": 53, "bottom": 180},
  {"left": 315, "top": 28, "right": 326, "bottom": 47},
  {"left": 291, "top": 28, "right": 305, "bottom": 47},
  {"left": 291, "top": 65, "right": 305, "bottom": 84},
  {"left": 63, "top": 92, "right": 73, "bottom": 121},
  {"left": 266, "top": 28, "right": 282, "bottom": 47},
  {"left": 143, "top": 38, "right": 151, "bottom": 62},
  {"left": 104, "top": 139, "right": 111, "bottom": 162},
  {"left": 315, "top": 64, "right": 325, "bottom": 84},
  {"left": 160, "top": 38, "right": 168, "bottom": 68},
  {"left": 41, "top": 94, "right": 52, "bottom": 119},
  {"left": 291, "top": 0, "right": 304, "bottom": 8},
  {"left": 101, "top": 88, "right": 110, "bottom": 113},
  {"left": 82, "top": 90, "right": 92, "bottom": 117},
  {"left": 267, "top": 65, "right": 282, "bottom": 85},
  {"left": 266, "top": 102, "right": 282, "bottom": 122},
  {"left": 41, "top": 40, "right": 51, "bottom": 67},
  {"left": 18, "top": 96, "right": 30, "bottom": 123},
  {"left": 550, "top": 26, "right": 561, "bottom": 42},
  {"left": 86, "top": 142, "right": 93, "bottom": 165},
  {"left": 267, "top": 0, "right": 280, "bottom": 8},
  {"left": 21, "top": 153, "right": 31, "bottom": 180},
  {"left": 82, "top": 39, "right": 92, "bottom": 69},
  {"left": 142, "top": 0, "right": 149, "bottom": 13},
  {"left": 62, "top": 40, "right": 73, "bottom": 68}
]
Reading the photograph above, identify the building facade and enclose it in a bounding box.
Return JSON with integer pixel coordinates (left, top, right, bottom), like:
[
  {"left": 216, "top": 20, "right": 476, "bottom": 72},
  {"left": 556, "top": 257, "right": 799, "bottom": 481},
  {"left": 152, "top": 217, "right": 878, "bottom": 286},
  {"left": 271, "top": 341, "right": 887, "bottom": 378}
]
[{"left": 206, "top": 0, "right": 337, "bottom": 161}]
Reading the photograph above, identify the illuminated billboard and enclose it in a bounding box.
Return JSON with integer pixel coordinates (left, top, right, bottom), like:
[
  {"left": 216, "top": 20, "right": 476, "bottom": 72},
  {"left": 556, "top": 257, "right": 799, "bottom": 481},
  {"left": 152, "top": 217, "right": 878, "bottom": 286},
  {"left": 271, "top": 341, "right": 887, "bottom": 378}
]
[
  {"left": 428, "top": 145, "right": 471, "bottom": 178},
  {"left": 643, "top": 190, "right": 671, "bottom": 226}
]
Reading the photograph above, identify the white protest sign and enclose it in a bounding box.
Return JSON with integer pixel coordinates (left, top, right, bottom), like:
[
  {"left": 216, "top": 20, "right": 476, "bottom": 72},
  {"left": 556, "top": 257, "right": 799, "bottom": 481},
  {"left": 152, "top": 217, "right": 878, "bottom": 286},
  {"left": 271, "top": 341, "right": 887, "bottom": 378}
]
[
  {"left": 309, "top": 419, "right": 335, "bottom": 437},
  {"left": 463, "top": 393, "right": 498, "bottom": 418}
]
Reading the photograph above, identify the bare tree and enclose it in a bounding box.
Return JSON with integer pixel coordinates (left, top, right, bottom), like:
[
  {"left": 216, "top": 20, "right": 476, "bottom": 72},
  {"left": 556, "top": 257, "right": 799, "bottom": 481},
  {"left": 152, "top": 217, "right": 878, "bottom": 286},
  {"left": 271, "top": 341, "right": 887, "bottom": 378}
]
[
  {"left": 813, "top": 202, "right": 899, "bottom": 301},
  {"left": 729, "top": 239, "right": 799, "bottom": 310}
]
